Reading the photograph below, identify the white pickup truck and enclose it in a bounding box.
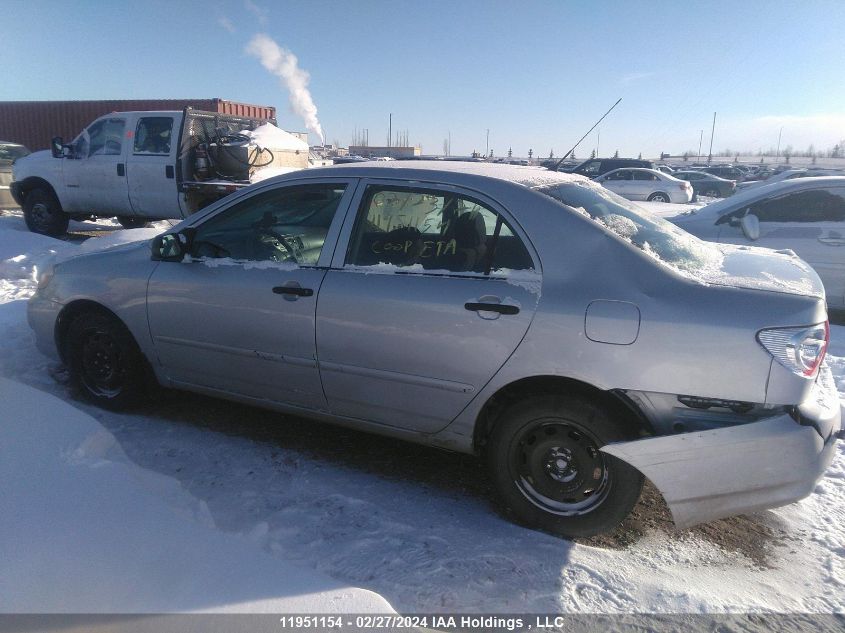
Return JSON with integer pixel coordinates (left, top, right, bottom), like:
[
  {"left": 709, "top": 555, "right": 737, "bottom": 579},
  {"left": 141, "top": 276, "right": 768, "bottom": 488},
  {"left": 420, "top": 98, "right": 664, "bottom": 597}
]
[{"left": 11, "top": 108, "right": 308, "bottom": 235}]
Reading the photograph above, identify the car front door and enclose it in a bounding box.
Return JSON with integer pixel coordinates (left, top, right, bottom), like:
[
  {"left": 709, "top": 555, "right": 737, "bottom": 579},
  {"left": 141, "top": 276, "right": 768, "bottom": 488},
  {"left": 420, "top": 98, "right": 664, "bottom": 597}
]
[
  {"left": 126, "top": 116, "right": 179, "bottom": 218},
  {"left": 315, "top": 181, "right": 541, "bottom": 433},
  {"left": 146, "top": 179, "right": 357, "bottom": 409},
  {"left": 600, "top": 169, "right": 633, "bottom": 198},
  {"left": 716, "top": 186, "right": 845, "bottom": 307},
  {"left": 71, "top": 117, "right": 132, "bottom": 215}
]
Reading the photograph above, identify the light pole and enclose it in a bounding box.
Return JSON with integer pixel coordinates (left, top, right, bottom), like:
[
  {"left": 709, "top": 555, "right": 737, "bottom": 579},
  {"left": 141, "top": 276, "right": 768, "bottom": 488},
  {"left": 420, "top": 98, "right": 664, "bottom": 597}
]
[
  {"left": 775, "top": 126, "right": 783, "bottom": 162},
  {"left": 698, "top": 130, "right": 703, "bottom": 162},
  {"left": 485, "top": 129, "right": 489, "bottom": 158}
]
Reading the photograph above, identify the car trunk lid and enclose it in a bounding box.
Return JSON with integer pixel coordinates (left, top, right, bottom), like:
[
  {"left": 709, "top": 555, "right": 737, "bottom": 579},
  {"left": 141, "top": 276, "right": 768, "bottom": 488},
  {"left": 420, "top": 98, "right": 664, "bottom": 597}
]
[{"left": 700, "top": 243, "right": 824, "bottom": 299}]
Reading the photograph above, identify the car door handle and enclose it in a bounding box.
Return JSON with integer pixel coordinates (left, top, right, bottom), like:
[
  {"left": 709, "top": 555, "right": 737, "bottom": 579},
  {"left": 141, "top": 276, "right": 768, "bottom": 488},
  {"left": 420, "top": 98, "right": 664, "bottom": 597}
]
[
  {"left": 116, "top": 163, "right": 125, "bottom": 177},
  {"left": 165, "top": 165, "right": 174, "bottom": 179},
  {"left": 273, "top": 286, "right": 314, "bottom": 297},
  {"left": 464, "top": 302, "right": 519, "bottom": 315},
  {"left": 818, "top": 237, "right": 845, "bottom": 246}
]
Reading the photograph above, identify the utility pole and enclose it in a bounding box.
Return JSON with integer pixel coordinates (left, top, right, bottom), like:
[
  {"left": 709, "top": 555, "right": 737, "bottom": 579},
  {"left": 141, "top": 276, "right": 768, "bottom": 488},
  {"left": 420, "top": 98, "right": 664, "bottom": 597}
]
[
  {"left": 388, "top": 113, "right": 392, "bottom": 151},
  {"left": 448, "top": 130, "right": 451, "bottom": 156},
  {"left": 485, "top": 129, "right": 489, "bottom": 157},
  {"left": 698, "top": 130, "right": 703, "bottom": 162},
  {"left": 596, "top": 129, "right": 600, "bottom": 157},
  {"left": 775, "top": 126, "right": 783, "bottom": 161},
  {"left": 707, "top": 112, "right": 716, "bottom": 164}
]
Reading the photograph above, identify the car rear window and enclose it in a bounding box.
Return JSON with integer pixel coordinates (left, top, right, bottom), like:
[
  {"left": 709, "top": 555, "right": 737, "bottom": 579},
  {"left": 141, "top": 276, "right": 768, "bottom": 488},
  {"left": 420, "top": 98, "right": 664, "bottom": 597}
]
[{"left": 535, "top": 181, "right": 720, "bottom": 275}]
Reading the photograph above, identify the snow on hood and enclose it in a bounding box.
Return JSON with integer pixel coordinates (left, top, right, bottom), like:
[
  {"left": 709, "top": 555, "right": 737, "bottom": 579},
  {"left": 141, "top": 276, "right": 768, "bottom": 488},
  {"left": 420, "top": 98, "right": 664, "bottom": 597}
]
[{"left": 241, "top": 123, "right": 309, "bottom": 152}]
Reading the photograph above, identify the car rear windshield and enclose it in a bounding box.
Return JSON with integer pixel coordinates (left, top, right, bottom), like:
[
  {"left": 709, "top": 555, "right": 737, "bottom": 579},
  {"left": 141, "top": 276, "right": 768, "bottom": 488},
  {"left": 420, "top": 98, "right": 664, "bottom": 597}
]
[{"left": 535, "top": 181, "right": 720, "bottom": 275}]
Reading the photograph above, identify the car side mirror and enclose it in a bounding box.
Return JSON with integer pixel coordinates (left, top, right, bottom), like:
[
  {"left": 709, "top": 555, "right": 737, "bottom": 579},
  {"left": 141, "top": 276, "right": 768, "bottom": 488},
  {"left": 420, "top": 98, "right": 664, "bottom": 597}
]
[
  {"left": 740, "top": 213, "right": 760, "bottom": 241},
  {"left": 151, "top": 232, "right": 189, "bottom": 261},
  {"left": 51, "top": 137, "right": 64, "bottom": 158}
]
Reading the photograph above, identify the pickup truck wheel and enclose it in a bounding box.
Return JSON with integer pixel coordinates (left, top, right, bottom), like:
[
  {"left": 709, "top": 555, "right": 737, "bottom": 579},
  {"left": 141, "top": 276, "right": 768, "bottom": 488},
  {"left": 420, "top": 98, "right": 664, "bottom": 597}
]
[
  {"left": 117, "top": 216, "right": 151, "bottom": 229},
  {"left": 64, "top": 311, "right": 146, "bottom": 410},
  {"left": 24, "top": 188, "right": 69, "bottom": 236},
  {"left": 486, "top": 394, "right": 643, "bottom": 538}
]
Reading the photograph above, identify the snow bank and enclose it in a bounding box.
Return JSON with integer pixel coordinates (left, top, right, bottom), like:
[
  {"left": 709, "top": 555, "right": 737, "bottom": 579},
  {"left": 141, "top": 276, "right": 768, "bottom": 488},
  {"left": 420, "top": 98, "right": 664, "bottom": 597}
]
[{"left": 0, "top": 377, "right": 395, "bottom": 614}]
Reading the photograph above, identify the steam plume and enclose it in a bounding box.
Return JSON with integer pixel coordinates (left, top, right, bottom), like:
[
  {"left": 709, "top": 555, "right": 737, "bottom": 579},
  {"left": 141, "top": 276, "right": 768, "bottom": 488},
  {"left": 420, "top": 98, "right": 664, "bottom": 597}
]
[{"left": 246, "top": 34, "right": 324, "bottom": 143}]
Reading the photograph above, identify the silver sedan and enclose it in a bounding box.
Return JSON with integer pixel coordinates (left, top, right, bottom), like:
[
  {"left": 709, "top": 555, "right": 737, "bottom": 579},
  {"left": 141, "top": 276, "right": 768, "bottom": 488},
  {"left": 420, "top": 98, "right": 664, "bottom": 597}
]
[
  {"left": 28, "top": 163, "right": 841, "bottom": 537},
  {"left": 595, "top": 167, "right": 694, "bottom": 203}
]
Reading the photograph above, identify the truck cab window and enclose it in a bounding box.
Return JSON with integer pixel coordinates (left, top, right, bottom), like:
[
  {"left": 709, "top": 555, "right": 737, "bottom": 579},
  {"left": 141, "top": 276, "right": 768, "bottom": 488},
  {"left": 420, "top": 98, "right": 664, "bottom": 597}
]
[
  {"left": 87, "top": 118, "right": 125, "bottom": 157},
  {"left": 135, "top": 117, "right": 173, "bottom": 154}
]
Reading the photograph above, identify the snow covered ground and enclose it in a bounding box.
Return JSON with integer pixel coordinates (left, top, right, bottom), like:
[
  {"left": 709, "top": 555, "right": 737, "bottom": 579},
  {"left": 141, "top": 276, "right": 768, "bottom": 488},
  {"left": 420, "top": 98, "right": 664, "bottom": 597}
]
[{"left": 0, "top": 208, "right": 843, "bottom": 615}]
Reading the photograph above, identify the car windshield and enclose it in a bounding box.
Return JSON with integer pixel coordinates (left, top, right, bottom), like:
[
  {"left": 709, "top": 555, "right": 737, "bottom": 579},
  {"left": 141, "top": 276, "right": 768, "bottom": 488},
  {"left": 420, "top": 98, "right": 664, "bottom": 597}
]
[
  {"left": 0, "top": 144, "right": 30, "bottom": 161},
  {"left": 535, "top": 181, "right": 721, "bottom": 275}
]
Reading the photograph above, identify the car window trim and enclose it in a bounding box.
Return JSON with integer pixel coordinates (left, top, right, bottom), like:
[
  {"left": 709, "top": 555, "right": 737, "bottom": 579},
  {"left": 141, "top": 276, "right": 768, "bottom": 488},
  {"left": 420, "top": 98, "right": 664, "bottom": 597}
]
[
  {"left": 329, "top": 177, "right": 542, "bottom": 276},
  {"left": 177, "top": 176, "right": 361, "bottom": 269}
]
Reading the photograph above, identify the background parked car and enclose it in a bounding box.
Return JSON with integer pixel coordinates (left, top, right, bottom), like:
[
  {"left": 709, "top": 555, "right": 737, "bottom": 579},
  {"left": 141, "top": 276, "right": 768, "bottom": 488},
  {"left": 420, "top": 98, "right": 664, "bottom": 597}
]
[
  {"left": 0, "top": 141, "right": 30, "bottom": 208},
  {"left": 736, "top": 168, "right": 845, "bottom": 191},
  {"left": 666, "top": 176, "right": 845, "bottom": 308},
  {"left": 558, "top": 157, "right": 654, "bottom": 177},
  {"left": 673, "top": 170, "right": 736, "bottom": 199},
  {"left": 594, "top": 167, "right": 693, "bottom": 203},
  {"left": 701, "top": 165, "right": 747, "bottom": 182}
]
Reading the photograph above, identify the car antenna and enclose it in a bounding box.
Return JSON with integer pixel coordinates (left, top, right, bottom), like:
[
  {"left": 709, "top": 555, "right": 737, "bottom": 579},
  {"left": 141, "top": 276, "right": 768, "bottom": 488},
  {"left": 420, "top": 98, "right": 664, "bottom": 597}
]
[{"left": 549, "top": 98, "right": 623, "bottom": 172}]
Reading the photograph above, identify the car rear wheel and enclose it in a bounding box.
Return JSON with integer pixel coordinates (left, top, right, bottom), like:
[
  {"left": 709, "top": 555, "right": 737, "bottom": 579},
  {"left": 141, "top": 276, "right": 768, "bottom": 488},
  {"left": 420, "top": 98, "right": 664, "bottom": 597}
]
[
  {"left": 486, "top": 394, "right": 643, "bottom": 538},
  {"left": 117, "top": 216, "right": 152, "bottom": 229},
  {"left": 23, "top": 188, "right": 69, "bottom": 236},
  {"left": 702, "top": 188, "right": 721, "bottom": 198},
  {"left": 64, "top": 311, "right": 147, "bottom": 410},
  {"left": 647, "top": 192, "right": 670, "bottom": 203}
]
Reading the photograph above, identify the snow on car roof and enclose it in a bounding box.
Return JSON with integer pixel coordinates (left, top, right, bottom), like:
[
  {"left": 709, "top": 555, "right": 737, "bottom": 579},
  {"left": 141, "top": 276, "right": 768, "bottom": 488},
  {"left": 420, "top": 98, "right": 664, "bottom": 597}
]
[{"left": 305, "top": 160, "right": 588, "bottom": 189}]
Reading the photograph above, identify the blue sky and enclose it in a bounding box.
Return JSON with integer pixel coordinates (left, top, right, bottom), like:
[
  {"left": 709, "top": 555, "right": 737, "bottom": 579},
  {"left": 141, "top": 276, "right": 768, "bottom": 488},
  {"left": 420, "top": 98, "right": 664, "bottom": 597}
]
[{"left": 4, "top": 0, "right": 844, "bottom": 157}]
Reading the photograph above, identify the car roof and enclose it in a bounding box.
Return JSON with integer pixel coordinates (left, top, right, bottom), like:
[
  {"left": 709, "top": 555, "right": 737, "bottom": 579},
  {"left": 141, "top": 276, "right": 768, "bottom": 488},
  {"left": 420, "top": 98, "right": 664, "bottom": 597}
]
[
  {"left": 700, "top": 176, "right": 845, "bottom": 216},
  {"left": 289, "top": 160, "right": 589, "bottom": 189}
]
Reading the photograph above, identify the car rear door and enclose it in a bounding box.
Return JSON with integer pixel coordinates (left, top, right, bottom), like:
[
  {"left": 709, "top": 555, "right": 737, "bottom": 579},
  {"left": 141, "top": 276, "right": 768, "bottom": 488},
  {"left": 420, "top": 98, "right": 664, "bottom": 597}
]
[
  {"left": 146, "top": 178, "right": 357, "bottom": 409},
  {"left": 717, "top": 186, "right": 845, "bottom": 307},
  {"left": 315, "top": 180, "right": 541, "bottom": 433},
  {"left": 126, "top": 115, "right": 180, "bottom": 218}
]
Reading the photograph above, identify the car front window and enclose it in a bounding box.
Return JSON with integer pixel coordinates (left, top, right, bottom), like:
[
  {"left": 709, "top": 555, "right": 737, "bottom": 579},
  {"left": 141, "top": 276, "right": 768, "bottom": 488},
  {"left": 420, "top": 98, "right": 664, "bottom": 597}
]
[{"left": 536, "top": 181, "right": 720, "bottom": 275}]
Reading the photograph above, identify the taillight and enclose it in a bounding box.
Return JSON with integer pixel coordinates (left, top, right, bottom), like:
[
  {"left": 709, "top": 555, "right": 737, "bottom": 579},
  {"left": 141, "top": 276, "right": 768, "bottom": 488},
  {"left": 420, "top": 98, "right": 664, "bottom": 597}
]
[{"left": 757, "top": 321, "right": 829, "bottom": 377}]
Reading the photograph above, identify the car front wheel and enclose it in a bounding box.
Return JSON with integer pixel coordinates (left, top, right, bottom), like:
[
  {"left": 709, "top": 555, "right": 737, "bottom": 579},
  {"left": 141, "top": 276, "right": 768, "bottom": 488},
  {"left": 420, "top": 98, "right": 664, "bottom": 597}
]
[
  {"left": 23, "top": 188, "right": 69, "bottom": 236},
  {"left": 64, "top": 311, "right": 147, "bottom": 409},
  {"left": 486, "top": 394, "right": 643, "bottom": 538}
]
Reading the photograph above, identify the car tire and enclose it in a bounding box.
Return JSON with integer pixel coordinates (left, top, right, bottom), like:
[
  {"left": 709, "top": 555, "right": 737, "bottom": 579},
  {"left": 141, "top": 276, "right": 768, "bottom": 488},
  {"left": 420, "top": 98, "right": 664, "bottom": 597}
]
[
  {"left": 64, "top": 310, "right": 147, "bottom": 410},
  {"left": 647, "top": 192, "right": 671, "bottom": 203},
  {"left": 702, "top": 188, "right": 721, "bottom": 198},
  {"left": 117, "top": 216, "right": 152, "bottom": 229},
  {"left": 23, "top": 188, "right": 69, "bottom": 236},
  {"left": 486, "top": 394, "right": 644, "bottom": 538}
]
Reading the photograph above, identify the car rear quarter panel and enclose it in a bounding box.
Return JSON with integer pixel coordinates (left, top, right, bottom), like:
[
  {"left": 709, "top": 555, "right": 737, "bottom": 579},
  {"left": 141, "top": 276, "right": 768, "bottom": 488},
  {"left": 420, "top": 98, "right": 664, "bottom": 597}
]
[{"left": 434, "top": 188, "right": 826, "bottom": 446}]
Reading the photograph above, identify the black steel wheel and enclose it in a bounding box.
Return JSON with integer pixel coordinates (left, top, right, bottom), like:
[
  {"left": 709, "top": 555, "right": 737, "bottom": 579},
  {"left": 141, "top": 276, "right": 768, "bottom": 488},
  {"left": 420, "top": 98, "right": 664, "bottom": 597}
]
[
  {"left": 23, "top": 188, "right": 69, "bottom": 236},
  {"left": 486, "top": 394, "right": 643, "bottom": 537},
  {"left": 64, "top": 311, "right": 146, "bottom": 409}
]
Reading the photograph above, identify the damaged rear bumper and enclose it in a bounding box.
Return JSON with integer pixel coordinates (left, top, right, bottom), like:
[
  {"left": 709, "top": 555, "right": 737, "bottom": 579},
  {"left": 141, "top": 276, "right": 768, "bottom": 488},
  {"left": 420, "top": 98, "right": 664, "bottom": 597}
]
[{"left": 601, "top": 366, "right": 842, "bottom": 529}]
